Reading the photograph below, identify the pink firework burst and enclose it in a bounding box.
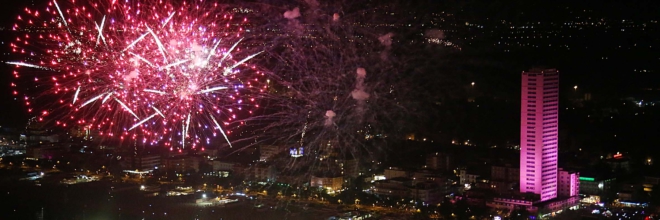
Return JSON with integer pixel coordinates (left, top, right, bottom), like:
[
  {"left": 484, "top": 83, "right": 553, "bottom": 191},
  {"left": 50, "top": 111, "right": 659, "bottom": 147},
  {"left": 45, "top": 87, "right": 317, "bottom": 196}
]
[{"left": 9, "top": 0, "right": 266, "bottom": 150}]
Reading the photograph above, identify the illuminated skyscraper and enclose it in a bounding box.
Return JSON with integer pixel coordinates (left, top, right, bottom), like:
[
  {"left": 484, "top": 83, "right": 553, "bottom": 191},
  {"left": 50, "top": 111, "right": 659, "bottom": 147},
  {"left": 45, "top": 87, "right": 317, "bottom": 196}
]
[{"left": 519, "top": 68, "right": 559, "bottom": 201}]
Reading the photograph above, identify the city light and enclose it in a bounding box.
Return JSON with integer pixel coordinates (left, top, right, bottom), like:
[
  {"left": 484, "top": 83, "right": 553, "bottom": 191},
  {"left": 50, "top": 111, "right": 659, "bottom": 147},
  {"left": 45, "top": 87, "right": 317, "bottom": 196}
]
[
  {"left": 0, "top": 1, "right": 657, "bottom": 220},
  {"left": 579, "top": 177, "right": 595, "bottom": 182}
]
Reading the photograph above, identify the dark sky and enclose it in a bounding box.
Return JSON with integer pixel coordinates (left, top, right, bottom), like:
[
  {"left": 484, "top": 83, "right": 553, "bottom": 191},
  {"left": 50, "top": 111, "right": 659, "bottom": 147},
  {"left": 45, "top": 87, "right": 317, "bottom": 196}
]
[
  {"left": 433, "top": 0, "right": 660, "bottom": 19},
  {"left": 0, "top": 1, "right": 34, "bottom": 25},
  {"left": 0, "top": 0, "right": 659, "bottom": 127}
]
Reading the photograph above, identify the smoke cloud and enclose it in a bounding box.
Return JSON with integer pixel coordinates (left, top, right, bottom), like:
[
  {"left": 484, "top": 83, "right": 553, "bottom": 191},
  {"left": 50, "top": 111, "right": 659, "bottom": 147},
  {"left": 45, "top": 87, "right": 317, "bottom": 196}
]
[
  {"left": 378, "top": 33, "right": 394, "bottom": 47},
  {"left": 325, "top": 110, "right": 336, "bottom": 127},
  {"left": 332, "top": 13, "right": 340, "bottom": 22},
  {"left": 284, "top": 7, "right": 301, "bottom": 19},
  {"left": 351, "top": 68, "right": 369, "bottom": 101},
  {"left": 304, "top": 0, "right": 319, "bottom": 8}
]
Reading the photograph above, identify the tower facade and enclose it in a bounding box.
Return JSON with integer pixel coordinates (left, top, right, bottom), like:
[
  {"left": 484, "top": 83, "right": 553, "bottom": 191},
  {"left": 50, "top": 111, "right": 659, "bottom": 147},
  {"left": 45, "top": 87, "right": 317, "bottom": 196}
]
[{"left": 519, "top": 68, "right": 559, "bottom": 201}]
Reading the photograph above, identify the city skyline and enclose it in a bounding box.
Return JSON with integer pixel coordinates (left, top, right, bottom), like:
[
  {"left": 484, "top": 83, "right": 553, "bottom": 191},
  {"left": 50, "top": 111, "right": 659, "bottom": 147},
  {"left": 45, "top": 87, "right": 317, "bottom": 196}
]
[{"left": 0, "top": 0, "right": 659, "bottom": 219}]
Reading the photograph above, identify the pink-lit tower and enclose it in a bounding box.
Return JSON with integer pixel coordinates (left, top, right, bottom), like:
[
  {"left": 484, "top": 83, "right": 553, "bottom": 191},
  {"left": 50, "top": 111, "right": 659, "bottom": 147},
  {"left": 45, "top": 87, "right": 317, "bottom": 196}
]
[{"left": 519, "top": 68, "right": 559, "bottom": 201}]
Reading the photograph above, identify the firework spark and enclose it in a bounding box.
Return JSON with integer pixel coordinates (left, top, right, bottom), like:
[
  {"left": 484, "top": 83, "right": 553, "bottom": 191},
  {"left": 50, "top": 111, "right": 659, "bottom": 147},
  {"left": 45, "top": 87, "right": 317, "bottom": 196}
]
[{"left": 5, "top": 62, "right": 53, "bottom": 70}]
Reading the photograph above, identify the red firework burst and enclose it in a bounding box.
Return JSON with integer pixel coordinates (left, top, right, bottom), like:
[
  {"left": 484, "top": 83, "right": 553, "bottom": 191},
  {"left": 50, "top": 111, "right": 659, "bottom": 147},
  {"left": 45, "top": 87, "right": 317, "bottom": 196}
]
[{"left": 9, "top": 0, "right": 266, "bottom": 150}]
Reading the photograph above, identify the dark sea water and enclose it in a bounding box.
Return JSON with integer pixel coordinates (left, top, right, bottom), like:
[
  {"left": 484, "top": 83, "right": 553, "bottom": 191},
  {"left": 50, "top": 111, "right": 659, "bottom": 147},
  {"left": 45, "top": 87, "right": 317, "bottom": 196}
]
[{"left": 0, "top": 171, "right": 328, "bottom": 220}]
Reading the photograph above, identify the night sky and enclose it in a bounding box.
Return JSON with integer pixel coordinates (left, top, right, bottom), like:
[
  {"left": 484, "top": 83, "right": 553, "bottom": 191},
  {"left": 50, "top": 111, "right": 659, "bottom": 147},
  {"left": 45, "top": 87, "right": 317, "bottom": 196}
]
[{"left": 0, "top": 0, "right": 659, "bottom": 129}]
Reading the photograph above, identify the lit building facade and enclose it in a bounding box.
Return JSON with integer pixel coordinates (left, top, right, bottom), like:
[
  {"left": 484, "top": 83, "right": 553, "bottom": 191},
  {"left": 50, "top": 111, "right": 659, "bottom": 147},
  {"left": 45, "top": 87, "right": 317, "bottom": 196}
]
[
  {"left": 384, "top": 167, "right": 407, "bottom": 179},
  {"left": 289, "top": 147, "right": 304, "bottom": 158},
  {"left": 558, "top": 168, "right": 579, "bottom": 197},
  {"left": 132, "top": 154, "right": 161, "bottom": 170},
  {"left": 311, "top": 175, "right": 344, "bottom": 193},
  {"left": 519, "top": 68, "right": 560, "bottom": 201},
  {"left": 459, "top": 168, "right": 480, "bottom": 185}
]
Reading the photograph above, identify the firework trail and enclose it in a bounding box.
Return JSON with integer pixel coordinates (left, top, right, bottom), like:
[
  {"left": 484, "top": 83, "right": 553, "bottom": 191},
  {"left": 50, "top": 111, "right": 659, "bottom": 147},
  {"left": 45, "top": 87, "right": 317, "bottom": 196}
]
[
  {"left": 9, "top": 0, "right": 266, "bottom": 150},
  {"left": 229, "top": 0, "right": 423, "bottom": 179}
]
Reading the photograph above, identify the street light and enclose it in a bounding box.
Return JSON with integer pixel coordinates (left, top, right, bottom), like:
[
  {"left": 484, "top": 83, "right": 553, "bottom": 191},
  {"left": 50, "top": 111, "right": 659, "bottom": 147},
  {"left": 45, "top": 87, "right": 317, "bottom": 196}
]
[{"left": 573, "top": 85, "right": 578, "bottom": 90}]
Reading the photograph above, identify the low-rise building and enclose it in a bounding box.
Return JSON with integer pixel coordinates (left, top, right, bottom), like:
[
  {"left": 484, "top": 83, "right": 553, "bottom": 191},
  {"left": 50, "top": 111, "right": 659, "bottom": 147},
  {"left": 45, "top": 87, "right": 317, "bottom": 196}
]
[
  {"left": 162, "top": 155, "right": 201, "bottom": 173},
  {"left": 490, "top": 180, "right": 517, "bottom": 193},
  {"left": 342, "top": 158, "right": 360, "bottom": 178},
  {"left": 486, "top": 197, "right": 537, "bottom": 212},
  {"left": 259, "top": 145, "right": 285, "bottom": 162},
  {"left": 373, "top": 177, "right": 412, "bottom": 198},
  {"left": 26, "top": 145, "right": 65, "bottom": 159},
  {"left": 558, "top": 168, "right": 579, "bottom": 197},
  {"left": 579, "top": 175, "right": 615, "bottom": 196},
  {"left": 410, "top": 182, "right": 444, "bottom": 204},
  {"left": 487, "top": 194, "right": 580, "bottom": 216},
  {"left": 642, "top": 175, "right": 660, "bottom": 193},
  {"left": 311, "top": 175, "right": 344, "bottom": 193},
  {"left": 384, "top": 167, "right": 407, "bottom": 179},
  {"left": 247, "top": 163, "right": 277, "bottom": 182},
  {"left": 605, "top": 156, "right": 631, "bottom": 172},
  {"left": 211, "top": 160, "right": 235, "bottom": 171},
  {"left": 128, "top": 154, "right": 161, "bottom": 170},
  {"left": 426, "top": 152, "right": 454, "bottom": 171},
  {"left": 489, "top": 164, "right": 520, "bottom": 193},
  {"left": 491, "top": 164, "right": 519, "bottom": 182},
  {"left": 459, "top": 168, "right": 480, "bottom": 185}
]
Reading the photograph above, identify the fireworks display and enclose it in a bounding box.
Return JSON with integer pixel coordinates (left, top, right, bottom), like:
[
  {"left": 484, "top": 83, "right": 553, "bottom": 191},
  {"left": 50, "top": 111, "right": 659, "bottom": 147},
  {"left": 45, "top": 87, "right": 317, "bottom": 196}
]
[
  {"left": 9, "top": 0, "right": 266, "bottom": 150},
  {"left": 246, "top": 0, "right": 413, "bottom": 171}
]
